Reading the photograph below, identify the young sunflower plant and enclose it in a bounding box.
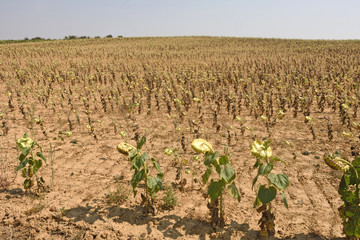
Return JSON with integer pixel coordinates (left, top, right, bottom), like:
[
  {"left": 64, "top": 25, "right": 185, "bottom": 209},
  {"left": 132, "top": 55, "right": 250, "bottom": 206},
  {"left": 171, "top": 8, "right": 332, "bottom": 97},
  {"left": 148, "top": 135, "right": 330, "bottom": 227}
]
[
  {"left": 16, "top": 133, "right": 47, "bottom": 194},
  {"left": 191, "top": 139, "right": 241, "bottom": 228},
  {"left": 117, "top": 137, "right": 163, "bottom": 214},
  {"left": 251, "top": 140, "right": 289, "bottom": 237},
  {"left": 324, "top": 152, "right": 360, "bottom": 239}
]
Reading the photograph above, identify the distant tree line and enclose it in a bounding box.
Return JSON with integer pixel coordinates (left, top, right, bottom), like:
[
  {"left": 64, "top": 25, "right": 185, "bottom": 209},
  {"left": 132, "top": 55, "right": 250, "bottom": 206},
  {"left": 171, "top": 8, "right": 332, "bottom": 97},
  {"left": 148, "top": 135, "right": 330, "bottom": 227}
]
[
  {"left": 0, "top": 35, "right": 123, "bottom": 44},
  {"left": 63, "top": 34, "right": 123, "bottom": 40},
  {"left": 64, "top": 35, "right": 90, "bottom": 40},
  {"left": 0, "top": 37, "right": 51, "bottom": 44}
]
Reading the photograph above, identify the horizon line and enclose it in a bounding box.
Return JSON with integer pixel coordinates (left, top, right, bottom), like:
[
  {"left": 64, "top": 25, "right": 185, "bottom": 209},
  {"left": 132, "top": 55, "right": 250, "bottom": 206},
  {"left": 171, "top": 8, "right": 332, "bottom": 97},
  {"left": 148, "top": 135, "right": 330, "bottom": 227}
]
[{"left": 1, "top": 35, "right": 360, "bottom": 42}]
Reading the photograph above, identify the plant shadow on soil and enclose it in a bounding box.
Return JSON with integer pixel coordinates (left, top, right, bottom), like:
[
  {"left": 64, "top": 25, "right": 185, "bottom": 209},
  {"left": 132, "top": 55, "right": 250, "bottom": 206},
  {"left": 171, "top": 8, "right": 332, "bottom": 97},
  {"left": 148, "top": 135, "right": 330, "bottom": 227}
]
[
  {"left": 64, "top": 203, "right": 346, "bottom": 240},
  {"left": 65, "top": 203, "right": 106, "bottom": 224},
  {"left": 0, "top": 188, "right": 24, "bottom": 199},
  {"left": 240, "top": 232, "right": 346, "bottom": 240}
]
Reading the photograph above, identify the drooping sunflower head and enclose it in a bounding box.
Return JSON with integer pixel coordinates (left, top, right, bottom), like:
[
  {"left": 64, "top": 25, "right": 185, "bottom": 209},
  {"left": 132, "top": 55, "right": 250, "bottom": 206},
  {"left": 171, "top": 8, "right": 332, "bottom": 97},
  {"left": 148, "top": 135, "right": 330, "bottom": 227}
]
[
  {"left": 191, "top": 139, "right": 214, "bottom": 154},
  {"left": 17, "top": 134, "right": 34, "bottom": 150},
  {"left": 117, "top": 142, "right": 136, "bottom": 156},
  {"left": 323, "top": 153, "right": 350, "bottom": 172},
  {"left": 251, "top": 140, "right": 272, "bottom": 159}
]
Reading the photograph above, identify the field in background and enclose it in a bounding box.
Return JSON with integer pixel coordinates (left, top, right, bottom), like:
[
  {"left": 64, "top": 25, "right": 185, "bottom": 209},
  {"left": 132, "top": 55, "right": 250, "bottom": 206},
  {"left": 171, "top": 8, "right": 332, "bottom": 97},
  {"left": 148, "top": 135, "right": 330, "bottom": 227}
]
[{"left": 0, "top": 37, "right": 360, "bottom": 239}]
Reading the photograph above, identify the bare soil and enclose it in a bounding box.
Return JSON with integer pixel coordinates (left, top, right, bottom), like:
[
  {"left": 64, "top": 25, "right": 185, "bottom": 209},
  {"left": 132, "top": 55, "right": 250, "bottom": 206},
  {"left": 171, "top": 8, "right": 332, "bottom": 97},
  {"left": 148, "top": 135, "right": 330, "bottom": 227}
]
[{"left": 0, "top": 94, "right": 352, "bottom": 240}]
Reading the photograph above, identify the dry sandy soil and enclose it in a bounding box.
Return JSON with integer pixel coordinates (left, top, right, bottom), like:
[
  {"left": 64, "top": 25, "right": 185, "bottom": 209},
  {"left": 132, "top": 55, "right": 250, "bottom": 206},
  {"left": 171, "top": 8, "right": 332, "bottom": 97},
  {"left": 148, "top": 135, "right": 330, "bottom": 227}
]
[{"left": 0, "top": 88, "right": 354, "bottom": 240}]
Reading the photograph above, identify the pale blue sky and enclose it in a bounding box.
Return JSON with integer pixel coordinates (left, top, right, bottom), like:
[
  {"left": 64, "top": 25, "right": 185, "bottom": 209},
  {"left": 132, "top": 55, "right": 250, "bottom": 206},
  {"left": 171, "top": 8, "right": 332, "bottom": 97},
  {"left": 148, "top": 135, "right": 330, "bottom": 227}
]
[{"left": 1, "top": 0, "right": 359, "bottom": 40}]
